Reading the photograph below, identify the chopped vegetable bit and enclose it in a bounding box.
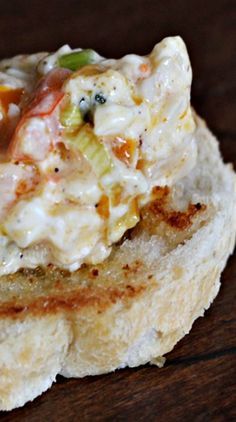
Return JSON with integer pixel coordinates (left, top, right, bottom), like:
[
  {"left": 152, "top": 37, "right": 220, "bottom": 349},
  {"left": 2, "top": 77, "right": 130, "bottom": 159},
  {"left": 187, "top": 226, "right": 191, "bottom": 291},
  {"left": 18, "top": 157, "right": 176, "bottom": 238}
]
[
  {"left": 58, "top": 49, "right": 96, "bottom": 71},
  {"left": 66, "top": 124, "right": 113, "bottom": 177},
  {"left": 60, "top": 102, "right": 83, "bottom": 129},
  {"left": 96, "top": 195, "right": 110, "bottom": 219},
  {"left": 116, "top": 199, "right": 139, "bottom": 232},
  {"left": 112, "top": 137, "right": 136, "bottom": 166}
]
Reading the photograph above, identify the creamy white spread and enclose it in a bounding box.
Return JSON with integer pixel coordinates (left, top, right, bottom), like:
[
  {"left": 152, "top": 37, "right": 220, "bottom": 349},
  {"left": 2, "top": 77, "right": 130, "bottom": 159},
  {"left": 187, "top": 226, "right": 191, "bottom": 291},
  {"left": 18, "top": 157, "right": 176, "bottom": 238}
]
[{"left": 0, "top": 36, "right": 197, "bottom": 275}]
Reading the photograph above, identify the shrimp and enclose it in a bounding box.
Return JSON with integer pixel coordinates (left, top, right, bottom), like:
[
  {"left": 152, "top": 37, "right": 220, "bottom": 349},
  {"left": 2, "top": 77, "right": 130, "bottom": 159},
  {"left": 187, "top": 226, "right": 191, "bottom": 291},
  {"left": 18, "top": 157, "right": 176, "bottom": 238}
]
[
  {"left": 8, "top": 68, "right": 71, "bottom": 162},
  {"left": 0, "top": 69, "right": 71, "bottom": 220},
  {"left": 0, "top": 162, "right": 39, "bottom": 221}
]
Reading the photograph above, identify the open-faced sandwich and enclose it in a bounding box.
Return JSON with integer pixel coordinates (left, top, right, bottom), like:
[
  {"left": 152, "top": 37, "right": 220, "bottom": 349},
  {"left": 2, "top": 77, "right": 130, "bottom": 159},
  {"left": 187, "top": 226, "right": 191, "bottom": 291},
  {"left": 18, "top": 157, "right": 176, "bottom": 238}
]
[{"left": 0, "top": 36, "right": 235, "bottom": 410}]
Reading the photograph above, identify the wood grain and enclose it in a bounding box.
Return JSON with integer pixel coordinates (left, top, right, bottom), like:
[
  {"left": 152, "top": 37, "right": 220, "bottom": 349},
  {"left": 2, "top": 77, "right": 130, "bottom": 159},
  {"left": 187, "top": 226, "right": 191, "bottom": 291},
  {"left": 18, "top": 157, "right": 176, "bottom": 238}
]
[{"left": 0, "top": 0, "right": 235, "bottom": 420}]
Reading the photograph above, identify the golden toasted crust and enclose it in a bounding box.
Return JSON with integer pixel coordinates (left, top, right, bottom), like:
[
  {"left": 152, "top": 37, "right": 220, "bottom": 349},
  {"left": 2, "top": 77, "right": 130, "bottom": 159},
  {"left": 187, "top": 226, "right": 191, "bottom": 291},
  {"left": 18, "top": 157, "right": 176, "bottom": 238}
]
[
  {"left": 0, "top": 189, "right": 207, "bottom": 318},
  {"left": 0, "top": 272, "right": 146, "bottom": 317}
]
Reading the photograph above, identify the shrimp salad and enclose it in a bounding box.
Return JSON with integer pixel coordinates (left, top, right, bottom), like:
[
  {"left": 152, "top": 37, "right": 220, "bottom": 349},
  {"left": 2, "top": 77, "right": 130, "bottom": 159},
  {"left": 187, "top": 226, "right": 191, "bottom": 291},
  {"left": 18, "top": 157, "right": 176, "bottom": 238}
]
[{"left": 0, "top": 36, "right": 197, "bottom": 275}]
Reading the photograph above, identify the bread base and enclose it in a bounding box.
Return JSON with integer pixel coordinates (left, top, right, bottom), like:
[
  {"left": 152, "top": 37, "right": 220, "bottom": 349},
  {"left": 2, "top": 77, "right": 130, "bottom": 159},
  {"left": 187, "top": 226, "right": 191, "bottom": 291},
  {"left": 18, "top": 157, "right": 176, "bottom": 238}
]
[{"left": 0, "top": 116, "right": 235, "bottom": 411}]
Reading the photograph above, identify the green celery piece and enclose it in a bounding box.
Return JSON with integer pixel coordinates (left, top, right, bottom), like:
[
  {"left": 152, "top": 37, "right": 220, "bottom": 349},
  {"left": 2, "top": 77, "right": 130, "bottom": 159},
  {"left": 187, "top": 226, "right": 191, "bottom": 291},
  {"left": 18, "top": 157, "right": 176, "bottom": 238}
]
[
  {"left": 60, "top": 103, "right": 83, "bottom": 129},
  {"left": 67, "top": 125, "right": 113, "bottom": 178},
  {"left": 117, "top": 202, "right": 139, "bottom": 231},
  {"left": 58, "top": 49, "right": 96, "bottom": 71}
]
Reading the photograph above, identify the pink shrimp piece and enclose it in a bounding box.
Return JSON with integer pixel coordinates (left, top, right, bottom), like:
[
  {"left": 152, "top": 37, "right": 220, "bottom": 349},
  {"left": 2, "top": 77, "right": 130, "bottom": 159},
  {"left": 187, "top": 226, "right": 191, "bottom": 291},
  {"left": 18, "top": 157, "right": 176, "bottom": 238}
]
[{"left": 8, "top": 68, "right": 71, "bottom": 162}]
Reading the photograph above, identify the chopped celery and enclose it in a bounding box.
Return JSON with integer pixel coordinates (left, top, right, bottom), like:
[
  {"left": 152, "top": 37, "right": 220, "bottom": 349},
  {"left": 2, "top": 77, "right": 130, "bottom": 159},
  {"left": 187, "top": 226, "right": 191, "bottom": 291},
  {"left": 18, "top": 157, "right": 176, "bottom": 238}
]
[
  {"left": 67, "top": 124, "right": 113, "bottom": 177},
  {"left": 109, "top": 199, "right": 140, "bottom": 242},
  {"left": 60, "top": 103, "right": 83, "bottom": 129},
  {"left": 58, "top": 50, "right": 96, "bottom": 71},
  {"left": 118, "top": 200, "right": 139, "bottom": 231}
]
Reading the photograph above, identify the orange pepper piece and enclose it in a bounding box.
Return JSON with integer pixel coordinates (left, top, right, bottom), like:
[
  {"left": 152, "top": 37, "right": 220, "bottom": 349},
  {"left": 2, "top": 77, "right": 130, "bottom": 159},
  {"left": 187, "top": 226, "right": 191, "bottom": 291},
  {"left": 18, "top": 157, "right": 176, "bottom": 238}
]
[
  {"left": 112, "top": 137, "right": 136, "bottom": 166},
  {"left": 0, "top": 86, "right": 23, "bottom": 113}
]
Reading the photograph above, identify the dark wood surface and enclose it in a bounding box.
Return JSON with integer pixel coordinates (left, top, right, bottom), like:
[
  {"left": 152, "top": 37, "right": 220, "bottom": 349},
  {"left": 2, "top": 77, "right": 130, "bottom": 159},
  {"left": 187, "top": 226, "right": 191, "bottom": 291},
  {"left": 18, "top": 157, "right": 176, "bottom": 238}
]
[{"left": 0, "top": 0, "right": 235, "bottom": 420}]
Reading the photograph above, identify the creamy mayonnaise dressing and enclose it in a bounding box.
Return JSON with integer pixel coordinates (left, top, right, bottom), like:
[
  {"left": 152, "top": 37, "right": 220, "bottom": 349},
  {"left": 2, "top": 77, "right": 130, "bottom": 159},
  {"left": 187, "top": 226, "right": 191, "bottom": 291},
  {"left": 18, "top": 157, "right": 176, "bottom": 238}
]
[{"left": 0, "top": 37, "right": 197, "bottom": 275}]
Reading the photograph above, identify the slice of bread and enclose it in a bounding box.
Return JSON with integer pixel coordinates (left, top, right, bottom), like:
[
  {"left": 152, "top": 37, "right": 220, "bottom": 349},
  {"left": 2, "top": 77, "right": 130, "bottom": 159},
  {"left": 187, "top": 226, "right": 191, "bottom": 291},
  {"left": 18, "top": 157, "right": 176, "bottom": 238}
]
[{"left": 0, "top": 115, "right": 235, "bottom": 411}]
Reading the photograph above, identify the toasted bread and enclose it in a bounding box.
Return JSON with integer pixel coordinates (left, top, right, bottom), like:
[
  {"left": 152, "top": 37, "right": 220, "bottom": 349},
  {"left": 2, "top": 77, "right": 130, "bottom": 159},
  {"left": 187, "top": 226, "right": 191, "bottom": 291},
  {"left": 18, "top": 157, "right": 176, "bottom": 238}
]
[{"left": 0, "top": 116, "right": 235, "bottom": 410}]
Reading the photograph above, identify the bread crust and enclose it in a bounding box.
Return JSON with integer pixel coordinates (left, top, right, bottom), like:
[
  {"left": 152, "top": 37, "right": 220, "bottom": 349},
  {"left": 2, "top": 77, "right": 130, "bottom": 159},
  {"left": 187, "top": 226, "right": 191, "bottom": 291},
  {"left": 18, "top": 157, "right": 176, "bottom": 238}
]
[{"left": 0, "top": 116, "right": 235, "bottom": 411}]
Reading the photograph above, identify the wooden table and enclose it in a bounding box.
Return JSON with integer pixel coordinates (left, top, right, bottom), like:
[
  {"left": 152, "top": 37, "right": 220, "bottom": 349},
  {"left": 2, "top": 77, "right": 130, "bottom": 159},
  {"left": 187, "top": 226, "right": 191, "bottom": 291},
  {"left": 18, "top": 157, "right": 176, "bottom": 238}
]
[{"left": 0, "top": 0, "right": 235, "bottom": 420}]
